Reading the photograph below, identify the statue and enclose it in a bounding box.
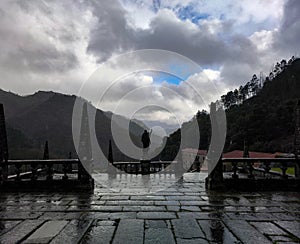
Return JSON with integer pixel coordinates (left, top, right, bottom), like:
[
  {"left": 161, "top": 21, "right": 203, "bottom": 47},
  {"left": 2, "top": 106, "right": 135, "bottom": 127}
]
[
  {"left": 141, "top": 129, "right": 152, "bottom": 173},
  {"left": 141, "top": 130, "right": 151, "bottom": 148}
]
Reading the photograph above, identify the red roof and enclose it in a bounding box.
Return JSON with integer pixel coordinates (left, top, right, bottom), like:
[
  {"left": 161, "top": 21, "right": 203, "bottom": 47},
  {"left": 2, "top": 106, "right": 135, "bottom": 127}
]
[{"left": 222, "top": 150, "right": 275, "bottom": 158}]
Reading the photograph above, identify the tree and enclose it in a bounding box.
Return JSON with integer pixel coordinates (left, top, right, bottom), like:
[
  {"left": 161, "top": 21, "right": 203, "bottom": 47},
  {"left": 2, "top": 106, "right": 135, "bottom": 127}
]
[
  {"left": 249, "top": 74, "right": 259, "bottom": 96},
  {"left": 280, "top": 59, "right": 287, "bottom": 70}
]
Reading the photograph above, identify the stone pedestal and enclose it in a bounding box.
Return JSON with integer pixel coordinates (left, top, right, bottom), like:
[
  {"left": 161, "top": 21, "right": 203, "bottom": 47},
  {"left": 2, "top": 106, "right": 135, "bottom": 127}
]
[
  {"left": 205, "top": 158, "right": 224, "bottom": 190},
  {"left": 140, "top": 160, "right": 151, "bottom": 174}
]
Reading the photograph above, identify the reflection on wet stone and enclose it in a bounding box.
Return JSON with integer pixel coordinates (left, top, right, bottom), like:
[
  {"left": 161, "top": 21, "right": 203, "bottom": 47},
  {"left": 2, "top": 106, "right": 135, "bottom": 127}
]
[{"left": 0, "top": 174, "right": 299, "bottom": 243}]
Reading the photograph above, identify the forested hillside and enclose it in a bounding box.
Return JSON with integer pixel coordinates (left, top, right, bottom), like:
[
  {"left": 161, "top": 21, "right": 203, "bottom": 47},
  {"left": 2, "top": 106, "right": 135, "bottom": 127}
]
[
  {"left": 0, "top": 90, "right": 145, "bottom": 159},
  {"left": 161, "top": 57, "right": 300, "bottom": 160}
]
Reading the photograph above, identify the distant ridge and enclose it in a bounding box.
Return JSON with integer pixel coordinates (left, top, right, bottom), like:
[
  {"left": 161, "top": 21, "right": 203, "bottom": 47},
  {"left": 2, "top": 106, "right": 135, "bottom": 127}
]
[{"left": 0, "top": 89, "right": 145, "bottom": 160}]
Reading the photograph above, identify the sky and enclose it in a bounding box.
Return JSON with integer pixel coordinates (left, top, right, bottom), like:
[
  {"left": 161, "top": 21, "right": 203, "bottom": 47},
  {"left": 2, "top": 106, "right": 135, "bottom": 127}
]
[{"left": 0, "top": 0, "right": 299, "bottom": 127}]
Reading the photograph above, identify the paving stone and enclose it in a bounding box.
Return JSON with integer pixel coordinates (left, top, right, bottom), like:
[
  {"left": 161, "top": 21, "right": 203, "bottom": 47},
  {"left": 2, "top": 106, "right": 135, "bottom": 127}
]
[
  {"left": 224, "top": 206, "right": 251, "bottom": 212},
  {"left": 123, "top": 205, "right": 166, "bottom": 211},
  {"left": 275, "top": 242, "right": 300, "bottom": 244},
  {"left": 165, "top": 196, "right": 202, "bottom": 201},
  {"left": 253, "top": 206, "right": 285, "bottom": 212},
  {"left": 113, "top": 219, "right": 144, "bottom": 244},
  {"left": 39, "top": 212, "right": 83, "bottom": 220},
  {"left": 105, "top": 200, "right": 154, "bottom": 206},
  {"left": 154, "top": 201, "right": 180, "bottom": 206},
  {"left": 0, "top": 211, "right": 41, "bottom": 220},
  {"left": 167, "top": 205, "right": 180, "bottom": 211},
  {"left": 40, "top": 205, "right": 68, "bottom": 211},
  {"left": 0, "top": 220, "right": 21, "bottom": 235},
  {"left": 50, "top": 220, "right": 92, "bottom": 244},
  {"left": 24, "top": 220, "right": 68, "bottom": 243},
  {"left": 0, "top": 175, "right": 299, "bottom": 243},
  {"left": 176, "top": 238, "right": 209, "bottom": 244},
  {"left": 146, "top": 220, "right": 168, "bottom": 228},
  {"left": 275, "top": 221, "right": 300, "bottom": 239},
  {"left": 89, "top": 206, "right": 123, "bottom": 211},
  {"left": 198, "top": 220, "right": 241, "bottom": 244},
  {"left": 90, "top": 200, "right": 106, "bottom": 205},
  {"left": 145, "top": 228, "right": 175, "bottom": 244},
  {"left": 96, "top": 220, "right": 116, "bottom": 226},
  {"left": 225, "top": 212, "right": 272, "bottom": 221},
  {"left": 224, "top": 220, "right": 271, "bottom": 244},
  {"left": 101, "top": 195, "right": 130, "bottom": 200},
  {"left": 250, "top": 221, "right": 287, "bottom": 235},
  {"left": 180, "top": 201, "right": 207, "bottom": 206},
  {"left": 80, "top": 225, "right": 116, "bottom": 244},
  {"left": 109, "top": 212, "right": 137, "bottom": 219},
  {"left": 268, "top": 235, "right": 296, "bottom": 243},
  {"left": 0, "top": 220, "right": 44, "bottom": 243},
  {"left": 172, "top": 218, "right": 205, "bottom": 239},
  {"left": 81, "top": 212, "right": 110, "bottom": 220},
  {"left": 137, "top": 212, "right": 177, "bottom": 219},
  {"left": 177, "top": 212, "right": 222, "bottom": 219},
  {"left": 272, "top": 212, "right": 300, "bottom": 221},
  {"left": 130, "top": 195, "right": 165, "bottom": 201},
  {"left": 181, "top": 206, "right": 201, "bottom": 211},
  {"left": 53, "top": 200, "right": 72, "bottom": 205},
  {"left": 154, "top": 192, "right": 184, "bottom": 196}
]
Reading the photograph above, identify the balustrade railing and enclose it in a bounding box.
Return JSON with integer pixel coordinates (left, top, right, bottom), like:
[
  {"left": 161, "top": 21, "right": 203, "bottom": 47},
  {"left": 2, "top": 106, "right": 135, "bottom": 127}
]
[
  {"left": 0, "top": 159, "right": 93, "bottom": 189},
  {"left": 112, "top": 161, "right": 176, "bottom": 174},
  {"left": 222, "top": 158, "right": 300, "bottom": 179}
]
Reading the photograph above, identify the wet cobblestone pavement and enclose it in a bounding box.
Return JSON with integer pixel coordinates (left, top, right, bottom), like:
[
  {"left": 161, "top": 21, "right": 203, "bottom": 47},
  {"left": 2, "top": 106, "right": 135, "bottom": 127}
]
[{"left": 0, "top": 173, "right": 299, "bottom": 243}]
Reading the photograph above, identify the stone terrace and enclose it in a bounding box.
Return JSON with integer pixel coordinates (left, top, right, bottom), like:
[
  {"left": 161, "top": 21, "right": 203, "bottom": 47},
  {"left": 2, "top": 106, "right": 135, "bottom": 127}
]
[{"left": 0, "top": 173, "right": 299, "bottom": 244}]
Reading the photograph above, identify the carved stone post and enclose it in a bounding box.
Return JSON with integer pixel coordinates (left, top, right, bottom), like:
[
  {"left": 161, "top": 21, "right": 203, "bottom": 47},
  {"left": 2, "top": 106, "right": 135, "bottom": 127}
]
[
  {"left": 78, "top": 102, "right": 94, "bottom": 188},
  {"left": 295, "top": 100, "right": 300, "bottom": 179},
  {"left": 0, "top": 104, "right": 8, "bottom": 184},
  {"left": 41, "top": 141, "right": 49, "bottom": 180},
  {"left": 43, "top": 141, "right": 49, "bottom": 160},
  {"left": 175, "top": 148, "right": 184, "bottom": 175},
  {"left": 205, "top": 102, "right": 224, "bottom": 190},
  {"left": 107, "top": 140, "right": 116, "bottom": 174}
]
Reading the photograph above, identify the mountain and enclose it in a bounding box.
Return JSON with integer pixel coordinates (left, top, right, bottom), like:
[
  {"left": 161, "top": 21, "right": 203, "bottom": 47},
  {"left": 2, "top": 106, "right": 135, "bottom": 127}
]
[
  {"left": 161, "top": 58, "right": 300, "bottom": 159},
  {"left": 0, "top": 90, "right": 145, "bottom": 160},
  {"left": 2, "top": 57, "right": 299, "bottom": 160}
]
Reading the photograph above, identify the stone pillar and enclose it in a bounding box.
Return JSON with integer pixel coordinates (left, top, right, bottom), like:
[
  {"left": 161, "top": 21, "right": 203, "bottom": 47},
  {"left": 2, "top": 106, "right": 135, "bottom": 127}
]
[
  {"left": 243, "top": 139, "right": 249, "bottom": 158},
  {"left": 175, "top": 148, "right": 184, "bottom": 174},
  {"left": 0, "top": 104, "right": 8, "bottom": 183},
  {"left": 205, "top": 102, "right": 224, "bottom": 190},
  {"left": 78, "top": 102, "right": 94, "bottom": 188},
  {"left": 107, "top": 140, "right": 116, "bottom": 174},
  {"left": 295, "top": 100, "right": 300, "bottom": 179},
  {"left": 43, "top": 141, "right": 49, "bottom": 160}
]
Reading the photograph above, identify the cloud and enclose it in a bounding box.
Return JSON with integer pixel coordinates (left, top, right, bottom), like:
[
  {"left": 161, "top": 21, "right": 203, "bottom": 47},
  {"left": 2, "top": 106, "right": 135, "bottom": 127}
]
[
  {"left": 273, "top": 0, "right": 300, "bottom": 56},
  {"left": 87, "top": 5, "right": 232, "bottom": 66},
  {"left": 0, "top": 0, "right": 97, "bottom": 94},
  {"left": 86, "top": 0, "right": 288, "bottom": 90},
  {"left": 0, "top": 0, "right": 299, "bottom": 127}
]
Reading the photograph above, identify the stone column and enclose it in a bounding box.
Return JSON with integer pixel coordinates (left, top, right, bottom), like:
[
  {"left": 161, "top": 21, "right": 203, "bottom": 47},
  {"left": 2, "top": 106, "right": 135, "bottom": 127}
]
[
  {"left": 0, "top": 104, "right": 8, "bottom": 183},
  {"left": 295, "top": 100, "right": 300, "bottom": 179},
  {"left": 107, "top": 140, "right": 116, "bottom": 174},
  {"left": 78, "top": 102, "right": 94, "bottom": 188},
  {"left": 43, "top": 141, "right": 49, "bottom": 160},
  {"left": 205, "top": 102, "right": 224, "bottom": 190}
]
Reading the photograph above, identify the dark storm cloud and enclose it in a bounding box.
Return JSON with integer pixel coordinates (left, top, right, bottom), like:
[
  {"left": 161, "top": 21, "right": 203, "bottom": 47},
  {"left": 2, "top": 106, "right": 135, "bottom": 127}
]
[
  {"left": 274, "top": 0, "right": 300, "bottom": 54},
  {"left": 0, "top": 0, "right": 79, "bottom": 74},
  {"left": 86, "top": 0, "right": 259, "bottom": 67}
]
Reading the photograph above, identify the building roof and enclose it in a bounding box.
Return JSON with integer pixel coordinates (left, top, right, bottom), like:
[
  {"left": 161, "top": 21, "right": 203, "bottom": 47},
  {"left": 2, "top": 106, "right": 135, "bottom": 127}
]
[
  {"left": 183, "top": 148, "right": 285, "bottom": 158},
  {"left": 222, "top": 150, "right": 275, "bottom": 158}
]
